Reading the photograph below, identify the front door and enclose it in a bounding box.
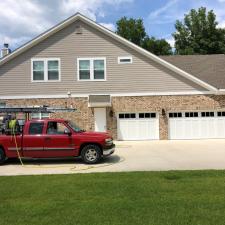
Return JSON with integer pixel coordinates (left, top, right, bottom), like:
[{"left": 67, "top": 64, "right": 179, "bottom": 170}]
[{"left": 94, "top": 108, "right": 106, "bottom": 132}]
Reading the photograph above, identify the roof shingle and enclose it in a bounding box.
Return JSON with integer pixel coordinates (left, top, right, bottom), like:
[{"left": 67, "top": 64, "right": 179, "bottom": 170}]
[{"left": 160, "top": 54, "right": 225, "bottom": 89}]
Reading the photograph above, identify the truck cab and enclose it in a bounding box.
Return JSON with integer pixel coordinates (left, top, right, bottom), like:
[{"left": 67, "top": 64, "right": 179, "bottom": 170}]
[{"left": 0, "top": 119, "right": 115, "bottom": 164}]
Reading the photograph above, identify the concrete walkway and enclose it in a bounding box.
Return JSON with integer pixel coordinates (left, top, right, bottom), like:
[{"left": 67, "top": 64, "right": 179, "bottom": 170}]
[{"left": 1, "top": 139, "right": 225, "bottom": 176}]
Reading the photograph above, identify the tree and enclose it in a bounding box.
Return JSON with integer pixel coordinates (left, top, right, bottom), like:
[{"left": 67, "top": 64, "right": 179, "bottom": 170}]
[
  {"left": 173, "top": 7, "right": 225, "bottom": 55},
  {"left": 116, "top": 17, "right": 146, "bottom": 46},
  {"left": 116, "top": 17, "right": 172, "bottom": 55},
  {"left": 142, "top": 37, "right": 172, "bottom": 55}
]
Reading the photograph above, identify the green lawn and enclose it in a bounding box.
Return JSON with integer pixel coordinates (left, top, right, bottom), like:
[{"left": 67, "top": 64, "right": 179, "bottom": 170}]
[{"left": 0, "top": 171, "right": 225, "bottom": 225}]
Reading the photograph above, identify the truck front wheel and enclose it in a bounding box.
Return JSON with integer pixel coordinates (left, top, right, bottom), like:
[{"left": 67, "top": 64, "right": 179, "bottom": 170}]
[
  {"left": 0, "top": 148, "right": 6, "bottom": 165},
  {"left": 81, "top": 144, "right": 101, "bottom": 164}
]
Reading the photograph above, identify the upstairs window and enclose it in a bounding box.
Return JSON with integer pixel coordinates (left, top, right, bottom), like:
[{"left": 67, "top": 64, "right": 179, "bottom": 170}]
[
  {"left": 32, "top": 58, "right": 60, "bottom": 82},
  {"left": 118, "top": 56, "right": 132, "bottom": 64},
  {"left": 78, "top": 58, "right": 106, "bottom": 81},
  {"left": 33, "top": 60, "right": 44, "bottom": 81}
]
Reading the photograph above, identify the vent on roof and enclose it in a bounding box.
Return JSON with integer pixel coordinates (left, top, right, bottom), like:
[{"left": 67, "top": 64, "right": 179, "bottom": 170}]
[
  {"left": 1, "top": 43, "right": 11, "bottom": 58},
  {"left": 75, "top": 25, "right": 82, "bottom": 34}
]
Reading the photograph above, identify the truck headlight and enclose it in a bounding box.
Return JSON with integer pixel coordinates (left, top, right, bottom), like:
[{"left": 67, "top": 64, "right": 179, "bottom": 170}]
[{"left": 105, "top": 138, "right": 113, "bottom": 146}]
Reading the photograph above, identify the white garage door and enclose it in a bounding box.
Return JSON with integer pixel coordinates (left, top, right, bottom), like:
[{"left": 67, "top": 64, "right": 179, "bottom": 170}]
[
  {"left": 117, "top": 112, "right": 159, "bottom": 140},
  {"left": 169, "top": 111, "right": 225, "bottom": 140}
]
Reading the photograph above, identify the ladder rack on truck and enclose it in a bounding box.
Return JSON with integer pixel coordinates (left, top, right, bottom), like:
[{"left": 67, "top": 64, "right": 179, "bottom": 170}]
[{"left": 0, "top": 105, "right": 77, "bottom": 134}]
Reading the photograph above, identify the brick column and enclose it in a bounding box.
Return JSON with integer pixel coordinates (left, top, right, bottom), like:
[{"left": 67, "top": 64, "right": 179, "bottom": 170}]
[{"left": 159, "top": 113, "right": 168, "bottom": 140}]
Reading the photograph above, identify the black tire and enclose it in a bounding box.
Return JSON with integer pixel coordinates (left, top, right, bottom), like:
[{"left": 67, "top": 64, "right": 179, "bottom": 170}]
[
  {"left": 81, "top": 144, "right": 101, "bottom": 164},
  {"left": 0, "top": 148, "right": 6, "bottom": 165}
]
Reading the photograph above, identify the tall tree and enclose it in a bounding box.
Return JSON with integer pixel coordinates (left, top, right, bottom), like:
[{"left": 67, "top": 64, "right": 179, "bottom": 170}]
[
  {"left": 116, "top": 17, "right": 172, "bottom": 55},
  {"left": 173, "top": 7, "right": 225, "bottom": 55},
  {"left": 116, "top": 17, "right": 146, "bottom": 46}
]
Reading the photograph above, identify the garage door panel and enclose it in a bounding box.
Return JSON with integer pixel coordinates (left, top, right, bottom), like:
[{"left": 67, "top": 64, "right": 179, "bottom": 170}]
[
  {"left": 169, "top": 112, "right": 225, "bottom": 140},
  {"left": 118, "top": 114, "right": 159, "bottom": 140}
]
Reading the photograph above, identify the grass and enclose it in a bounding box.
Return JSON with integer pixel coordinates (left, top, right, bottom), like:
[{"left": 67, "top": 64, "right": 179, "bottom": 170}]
[{"left": 0, "top": 170, "right": 225, "bottom": 225}]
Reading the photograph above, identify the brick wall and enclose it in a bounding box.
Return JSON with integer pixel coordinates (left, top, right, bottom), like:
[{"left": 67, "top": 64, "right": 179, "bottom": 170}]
[
  {"left": 110, "top": 95, "right": 225, "bottom": 139},
  {"left": 4, "top": 94, "right": 225, "bottom": 140}
]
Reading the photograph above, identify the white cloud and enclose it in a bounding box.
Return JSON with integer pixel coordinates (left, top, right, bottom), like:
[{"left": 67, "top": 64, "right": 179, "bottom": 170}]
[
  {"left": 166, "top": 37, "right": 175, "bottom": 48},
  {"left": 61, "top": 0, "right": 133, "bottom": 20},
  {"left": 0, "top": 0, "right": 53, "bottom": 49},
  {"left": 148, "top": 0, "right": 184, "bottom": 24},
  {"left": 0, "top": 0, "right": 132, "bottom": 50},
  {"left": 100, "top": 23, "right": 115, "bottom": 31}
]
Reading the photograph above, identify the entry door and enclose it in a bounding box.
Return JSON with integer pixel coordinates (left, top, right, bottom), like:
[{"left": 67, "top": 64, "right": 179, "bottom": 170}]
[{"left": 94, "top": 108, "right": 106, "bottom": 132}]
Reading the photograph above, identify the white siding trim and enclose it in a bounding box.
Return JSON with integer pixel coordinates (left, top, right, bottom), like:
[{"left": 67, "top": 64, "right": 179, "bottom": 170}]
[
  {"left": 0, "top": 91, "right": 217, "bottom": 100},
  {"left": 0, "top": 13, "right": 218, "bottom": 92}
]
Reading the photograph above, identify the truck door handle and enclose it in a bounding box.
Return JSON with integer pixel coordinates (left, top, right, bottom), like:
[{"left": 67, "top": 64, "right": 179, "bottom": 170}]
[{"left": 45, "top": 137, "right": 51, "bottom": 141}]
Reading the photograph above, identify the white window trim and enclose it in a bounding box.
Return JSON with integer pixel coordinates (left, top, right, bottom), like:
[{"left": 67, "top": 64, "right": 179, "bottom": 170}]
[
  {"left": 118, "top": 56, "right": 133, "bottom": 64},
  {"left": 31, "top": 58, "right": 61, "bottom": 82},
  {"left": 77, "top": 57, "right": 106, "bottom": 81}
]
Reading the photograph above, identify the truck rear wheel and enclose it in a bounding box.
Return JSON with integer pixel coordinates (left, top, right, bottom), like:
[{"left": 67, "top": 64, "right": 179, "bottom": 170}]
[
  {"left": 81, "top": 144, "right": 101, "bottom": 164},
  {"left": 0, "top": 148, "right": 6, "bottom": 165}
]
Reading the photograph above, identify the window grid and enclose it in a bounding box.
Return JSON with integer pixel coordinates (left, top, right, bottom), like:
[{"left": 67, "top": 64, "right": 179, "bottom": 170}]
[
  {"left": 185, "top": 112, "right": 199, "bottom": 117},
  {"left": 78, "top": 58, "right": 106, "bottom": 81},
  {"left": 119, "top": 112, "right": 156, "bottom": 119},
  {"left": 201, "top": 112, "right": 214, "bottom": 117},
  {"left": 169, "top": 112, "right": 182, "bottom": 118},
  {"left": 31, "top": 58, "right": 60, "bottom": 82}
]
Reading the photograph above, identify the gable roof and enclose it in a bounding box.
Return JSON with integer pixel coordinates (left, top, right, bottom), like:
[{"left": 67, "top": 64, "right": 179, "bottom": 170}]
[
  {"left": 0, "top": 13, "right": 218, "bottom": 92},
  {"left": 160, "top": 54, "right": 225, "bottom": 90}
]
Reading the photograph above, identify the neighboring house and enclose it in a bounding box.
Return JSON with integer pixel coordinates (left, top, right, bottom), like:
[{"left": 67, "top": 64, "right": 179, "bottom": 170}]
[{"left": 1, "top": 13, "right": 225, "bottom": 141}]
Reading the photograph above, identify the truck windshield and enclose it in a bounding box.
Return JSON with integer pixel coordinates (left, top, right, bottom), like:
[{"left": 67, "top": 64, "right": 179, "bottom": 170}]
[{"left": 67, "top": 121, "right": 83, "bottom": 132}]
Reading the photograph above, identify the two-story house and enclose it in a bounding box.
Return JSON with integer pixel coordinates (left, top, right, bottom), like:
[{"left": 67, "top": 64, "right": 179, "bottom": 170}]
[{"left": 1, "top": 13, "right": 225, "bottom": 140}]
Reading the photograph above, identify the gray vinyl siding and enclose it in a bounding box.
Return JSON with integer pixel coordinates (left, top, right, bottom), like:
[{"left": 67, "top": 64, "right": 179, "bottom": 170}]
[{"left": 0, "top": 20, "right": 206, "bottom": 97}]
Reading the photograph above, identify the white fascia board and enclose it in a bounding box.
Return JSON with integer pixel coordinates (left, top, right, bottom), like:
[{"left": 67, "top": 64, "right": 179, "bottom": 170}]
[
  {"left": 217, "top": 89, "right": 225, "bottom": 94},
  {"left": 0, "top": 13, "right": 218, "bottom": 92},
  {"left": 0, "top": 91, "right": 215, "bottom": 100}
]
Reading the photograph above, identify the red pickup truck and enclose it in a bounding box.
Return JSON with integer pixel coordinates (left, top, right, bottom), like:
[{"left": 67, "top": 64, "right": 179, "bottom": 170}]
[{"left": 0, "top": 119, "right": 115, "bottom": 164}]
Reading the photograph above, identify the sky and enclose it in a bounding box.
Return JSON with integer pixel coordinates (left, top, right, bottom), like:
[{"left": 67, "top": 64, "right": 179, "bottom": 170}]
[{"left": 1, "top": 0, "right": 225, "bottom": 50}]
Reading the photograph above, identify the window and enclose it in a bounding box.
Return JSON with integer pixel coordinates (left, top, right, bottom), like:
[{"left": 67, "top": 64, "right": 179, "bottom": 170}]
[
  {"left": 79, "top": 60, "right": 90, "bottom": 80},
  {"left": 169, "top": 112, "right": 182, "bottom": 118},
  {"left": 32, "top": 58, "right": 60, "bottom": 82},
  {"left": 31, "top": 113, "right": 50, "bottom": 120},
  {"left": 119, "top": 113, "right": 136, "bottom": 119},
  {"left": 139, "top": 113, "right": 156, "bottom": 118},
  {"left": 118, "top": 56, "right": 132, "bottom": 64},
  {"left": 48, "top": 60, "right": 59, "bottom": 80},
  {"left": 29, "top": 122, "right": 44, "bottom": 135},
  {"left": 33, "top": 61, "right": 44, "bottom": 81},
  {"left": 47, "top": 121, "right": 69, "bottom": 135},
  {"left": 218, "top": 111, "right": 225, "bottom": 117},
  {"left": 201, "top": 112, "right": 214, "bottom": 117},
  {"left": 185, "top": 112, "right": 199, "bottom": 117},
  {"left": 78, "top": 58, "right": 106, "bottom": 81}
]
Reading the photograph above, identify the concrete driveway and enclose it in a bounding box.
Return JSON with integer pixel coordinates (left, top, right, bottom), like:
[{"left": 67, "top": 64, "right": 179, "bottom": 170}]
[{"left": 1, "top": 139, "right": 225, "bottom": 176}]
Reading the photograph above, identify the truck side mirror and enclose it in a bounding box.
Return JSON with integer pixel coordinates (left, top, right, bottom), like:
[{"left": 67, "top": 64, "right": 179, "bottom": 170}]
[{"left": 64, "top": 128, "right": 72, "bottom": 136}]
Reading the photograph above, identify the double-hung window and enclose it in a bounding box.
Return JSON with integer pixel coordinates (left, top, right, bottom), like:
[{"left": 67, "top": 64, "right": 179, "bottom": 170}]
[
  {"left": 32, "top": 58, "right": 60, "bottom": 82},
  {"left": 78, "top": 58, "right": 106, "bottom": 81}
]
